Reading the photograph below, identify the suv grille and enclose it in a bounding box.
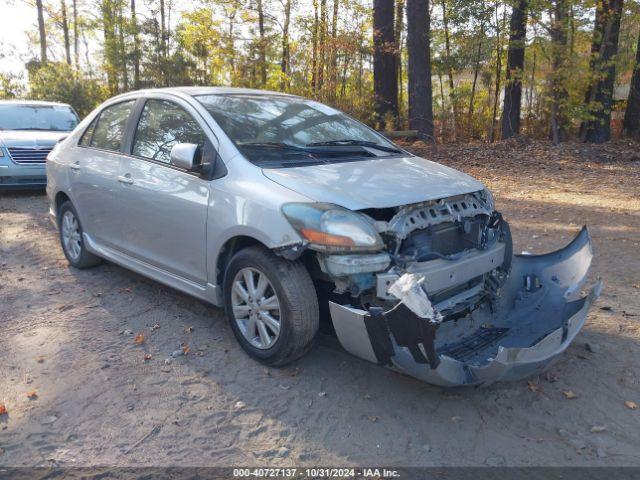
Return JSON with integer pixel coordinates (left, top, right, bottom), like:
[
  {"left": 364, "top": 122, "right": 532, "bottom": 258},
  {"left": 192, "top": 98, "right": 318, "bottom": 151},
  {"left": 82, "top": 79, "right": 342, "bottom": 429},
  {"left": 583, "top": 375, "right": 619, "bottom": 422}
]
[{"left": 8, "top": 146, "right": 53, "bottom": 164}]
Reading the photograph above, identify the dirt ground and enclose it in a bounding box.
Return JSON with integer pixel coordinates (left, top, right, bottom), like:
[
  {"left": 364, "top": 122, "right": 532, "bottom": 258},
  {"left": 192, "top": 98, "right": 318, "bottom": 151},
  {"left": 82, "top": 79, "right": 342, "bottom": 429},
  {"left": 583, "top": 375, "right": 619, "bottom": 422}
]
[{"left": 1, "top": 139, "right": 639, "bottom": 467}]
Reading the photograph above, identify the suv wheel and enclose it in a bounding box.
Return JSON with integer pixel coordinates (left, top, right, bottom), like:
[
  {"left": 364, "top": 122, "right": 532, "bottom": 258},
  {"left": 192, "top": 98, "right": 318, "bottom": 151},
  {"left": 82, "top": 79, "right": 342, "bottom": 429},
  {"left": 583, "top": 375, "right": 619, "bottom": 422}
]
[
  {"left": 58, "top": 201, "right": 102, "bottom": 269},
  {"left": 223, "top": 246, "right": 319, "bottom": 366}
]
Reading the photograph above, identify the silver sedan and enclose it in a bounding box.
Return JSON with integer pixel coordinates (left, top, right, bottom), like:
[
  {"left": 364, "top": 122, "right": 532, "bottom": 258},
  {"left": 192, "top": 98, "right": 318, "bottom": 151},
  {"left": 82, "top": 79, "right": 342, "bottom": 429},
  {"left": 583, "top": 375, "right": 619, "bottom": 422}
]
[{"left": 46, "top": 87, "right": 601, "bottom": 386}]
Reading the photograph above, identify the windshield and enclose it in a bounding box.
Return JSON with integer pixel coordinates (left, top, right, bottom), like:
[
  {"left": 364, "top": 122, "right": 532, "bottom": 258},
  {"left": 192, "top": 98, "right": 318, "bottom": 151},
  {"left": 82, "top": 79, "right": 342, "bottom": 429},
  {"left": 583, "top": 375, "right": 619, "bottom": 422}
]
[
  {"left": 0, "top": 104, "right": 79, "bottom": 132},
  {"left": 195, "top": 94, "right": 401, "bottom": 166}
]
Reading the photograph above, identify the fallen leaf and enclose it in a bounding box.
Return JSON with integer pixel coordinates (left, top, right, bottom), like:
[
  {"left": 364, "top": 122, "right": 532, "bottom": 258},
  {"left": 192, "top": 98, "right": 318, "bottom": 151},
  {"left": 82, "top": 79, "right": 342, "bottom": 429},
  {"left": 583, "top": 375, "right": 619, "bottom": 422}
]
[
  {"left": 545, "top": 372, "right": 558, "bottom": 383},
  {"left": 134, "top": 333, "right": 146, "bottom": 345},
  {"left": 590, "top": 425, "right": 607, "bottom": 433},
  {"left": 0, "top": 405, "right": 7, "bottom": 415},
  {"left": 563, "top": 390, "right": 579, "bottom": 399},
  {"left": 36, "top": 356, "right": 46, "bottom": 363},
  {"left": 182, "top": 345, "right": 190, "bottom": 355},
  {"left": 143, "top": 354, "right": 152, "bottom": 361},
  {"left": 625, "top": 400, "right": 638, "bottom": 410},
  {"left": 26, "top": 390, "right": 38, "bottom": 399},
  {"left": 527, "top": 381, "right": 540, "bottom": 392}
]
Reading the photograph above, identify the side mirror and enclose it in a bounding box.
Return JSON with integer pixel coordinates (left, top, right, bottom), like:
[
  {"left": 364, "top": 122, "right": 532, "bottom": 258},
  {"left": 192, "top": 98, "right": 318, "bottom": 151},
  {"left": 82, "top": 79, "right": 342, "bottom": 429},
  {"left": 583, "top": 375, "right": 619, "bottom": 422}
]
[{"left": 169, "top": 143, "right": 200, "bottom": 171}]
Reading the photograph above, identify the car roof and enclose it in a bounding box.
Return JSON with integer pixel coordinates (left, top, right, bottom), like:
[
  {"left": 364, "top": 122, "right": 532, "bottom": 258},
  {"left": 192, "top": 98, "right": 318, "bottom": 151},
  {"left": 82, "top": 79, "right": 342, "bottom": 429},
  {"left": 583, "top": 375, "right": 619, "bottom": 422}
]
[
  {"left": 159, "top": 86, "right": 299, "bottom": 97},
  {"left": 0, "top": 99, "right": 73, "bottom": 107},
  {"left": 108, "top": 86, "right": 300, "bottom": 102}
]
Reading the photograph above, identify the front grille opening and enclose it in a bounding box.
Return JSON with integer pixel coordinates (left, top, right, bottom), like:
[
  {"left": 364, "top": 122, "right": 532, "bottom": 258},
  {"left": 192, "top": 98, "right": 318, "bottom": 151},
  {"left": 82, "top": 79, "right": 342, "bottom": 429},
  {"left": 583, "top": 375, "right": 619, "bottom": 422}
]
[
  {"left": 8, "top": 147, "right": 52, "bottom": 164},
  {"left": 398, "top": 218, "right": 484, "bottom": 261}
]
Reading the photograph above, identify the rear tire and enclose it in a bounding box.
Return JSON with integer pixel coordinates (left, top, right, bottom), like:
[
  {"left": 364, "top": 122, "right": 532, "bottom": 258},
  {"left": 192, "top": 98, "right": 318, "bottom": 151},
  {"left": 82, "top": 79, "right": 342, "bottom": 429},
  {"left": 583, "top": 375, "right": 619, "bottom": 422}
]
[
  {"left": 58, "top": 201, "right": 102, "bottom": 269},
  {"left": 223, "top": 246, "right": 319, "bottom": 366}
]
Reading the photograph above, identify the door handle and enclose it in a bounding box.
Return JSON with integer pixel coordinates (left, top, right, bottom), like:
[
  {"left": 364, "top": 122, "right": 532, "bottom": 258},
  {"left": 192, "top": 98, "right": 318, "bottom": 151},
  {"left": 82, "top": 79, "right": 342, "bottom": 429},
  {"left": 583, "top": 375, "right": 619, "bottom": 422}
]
[
  {"left": 117, "top": 175, "right": 134, "bottom": 185},
  {"left": 69, "top": 162, "right": 80, "bottom": 171}
]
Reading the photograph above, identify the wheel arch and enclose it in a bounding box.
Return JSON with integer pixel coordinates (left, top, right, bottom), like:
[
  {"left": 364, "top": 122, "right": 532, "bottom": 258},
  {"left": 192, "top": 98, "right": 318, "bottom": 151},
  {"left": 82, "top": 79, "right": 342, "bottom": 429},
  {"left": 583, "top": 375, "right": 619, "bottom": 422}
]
[
  {"left": 55, "top": 191, "right": 71, "bottom": 211},
  {"left": 215, "top": 235, "right": 270, "bottom": 288}
]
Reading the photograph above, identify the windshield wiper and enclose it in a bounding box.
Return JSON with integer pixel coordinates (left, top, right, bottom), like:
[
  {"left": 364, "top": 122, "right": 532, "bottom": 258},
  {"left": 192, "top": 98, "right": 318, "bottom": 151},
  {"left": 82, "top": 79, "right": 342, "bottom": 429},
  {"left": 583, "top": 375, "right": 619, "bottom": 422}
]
[
  {"left": 237, "top": 141, "right": 313, "bottom": 152},
  {"left": 306, "top": 139, "right": 402, "bottom": 153},
  {"left": 10, "top": 127, "right": 65, "bottom": 131}
]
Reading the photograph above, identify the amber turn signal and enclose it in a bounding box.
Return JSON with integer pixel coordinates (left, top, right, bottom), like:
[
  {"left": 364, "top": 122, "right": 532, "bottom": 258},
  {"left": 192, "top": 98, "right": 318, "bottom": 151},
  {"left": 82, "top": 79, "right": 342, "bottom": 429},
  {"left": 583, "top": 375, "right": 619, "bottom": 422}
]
[{"left": 299, "top": 228, "right": 356, "bottom": 247}]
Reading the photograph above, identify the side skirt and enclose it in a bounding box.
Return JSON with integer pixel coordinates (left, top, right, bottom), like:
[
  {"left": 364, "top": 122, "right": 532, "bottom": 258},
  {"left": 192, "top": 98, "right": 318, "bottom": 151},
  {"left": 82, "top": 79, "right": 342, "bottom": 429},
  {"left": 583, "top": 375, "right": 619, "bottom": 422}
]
[{"left": 83, "top": 233, "right": 222, "bottom": 306}]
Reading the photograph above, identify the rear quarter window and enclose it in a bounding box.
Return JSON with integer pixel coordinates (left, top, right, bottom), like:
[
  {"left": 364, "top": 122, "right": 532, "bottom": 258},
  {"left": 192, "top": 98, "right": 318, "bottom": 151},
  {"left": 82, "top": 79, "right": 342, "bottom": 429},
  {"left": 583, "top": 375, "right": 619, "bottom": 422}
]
[{"left": 78, "top": 117, "right": 98, "bottom": 146}]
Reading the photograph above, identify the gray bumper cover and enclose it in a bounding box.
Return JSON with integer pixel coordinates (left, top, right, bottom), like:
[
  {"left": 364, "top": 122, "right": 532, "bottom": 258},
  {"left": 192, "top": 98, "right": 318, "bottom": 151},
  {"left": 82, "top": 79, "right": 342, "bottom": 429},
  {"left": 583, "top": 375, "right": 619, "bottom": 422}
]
[{"left": 329, "top": 227, "right": 602, "bottom": 387}]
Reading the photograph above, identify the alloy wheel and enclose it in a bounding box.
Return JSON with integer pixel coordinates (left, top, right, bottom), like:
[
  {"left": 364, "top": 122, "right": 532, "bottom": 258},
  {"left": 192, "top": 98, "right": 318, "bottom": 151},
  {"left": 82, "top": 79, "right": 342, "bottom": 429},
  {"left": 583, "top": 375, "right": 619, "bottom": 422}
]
[
  {"left": 231, "top": 267, "right": 281, "bottom": 349},
  {"left": 61, "top": 210, "right": 82, "bottom": 261}
]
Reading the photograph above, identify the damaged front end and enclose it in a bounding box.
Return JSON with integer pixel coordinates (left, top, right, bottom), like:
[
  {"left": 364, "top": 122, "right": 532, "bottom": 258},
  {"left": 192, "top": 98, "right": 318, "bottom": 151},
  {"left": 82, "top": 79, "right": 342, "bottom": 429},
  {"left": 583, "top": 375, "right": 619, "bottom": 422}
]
[{"left": 311, "top": 191, "right": 601, "bottom": 387}]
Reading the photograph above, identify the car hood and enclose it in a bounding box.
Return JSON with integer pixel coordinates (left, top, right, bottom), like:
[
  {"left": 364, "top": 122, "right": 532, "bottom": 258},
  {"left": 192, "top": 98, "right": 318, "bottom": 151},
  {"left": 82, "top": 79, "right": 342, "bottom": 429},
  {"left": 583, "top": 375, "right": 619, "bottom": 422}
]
[
  {"left": 0, "top": 130, "right": 69, "bottom": 148},
  {"left": 262, "top": 155, "right": 485, "bottom": 210}
]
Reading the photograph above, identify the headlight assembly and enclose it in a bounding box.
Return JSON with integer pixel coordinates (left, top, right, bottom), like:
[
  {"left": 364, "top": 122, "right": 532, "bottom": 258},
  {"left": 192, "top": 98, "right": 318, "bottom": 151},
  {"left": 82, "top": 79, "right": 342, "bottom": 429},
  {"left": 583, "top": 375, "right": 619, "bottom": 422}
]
[{"left": 282, "top": 203, "right": 384, "bottom": 253}]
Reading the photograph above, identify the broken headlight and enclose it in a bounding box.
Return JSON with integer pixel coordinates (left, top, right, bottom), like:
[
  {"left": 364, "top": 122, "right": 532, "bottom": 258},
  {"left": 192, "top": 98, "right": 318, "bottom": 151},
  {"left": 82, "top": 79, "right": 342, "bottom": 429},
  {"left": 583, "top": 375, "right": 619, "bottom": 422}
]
[{"left": 282, "top": 203, "right": 384, "bottom": 252}]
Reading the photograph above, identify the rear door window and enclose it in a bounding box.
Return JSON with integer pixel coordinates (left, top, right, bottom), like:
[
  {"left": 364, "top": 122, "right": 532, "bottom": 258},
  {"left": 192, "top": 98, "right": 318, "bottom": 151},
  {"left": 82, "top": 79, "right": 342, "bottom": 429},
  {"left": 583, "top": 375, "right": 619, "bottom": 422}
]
[
  {"left": 131, "top": 99, "right": 205, "bottom": 164},
  {"left": 89, "top": 100, "right": 135, "bottom": 152}
]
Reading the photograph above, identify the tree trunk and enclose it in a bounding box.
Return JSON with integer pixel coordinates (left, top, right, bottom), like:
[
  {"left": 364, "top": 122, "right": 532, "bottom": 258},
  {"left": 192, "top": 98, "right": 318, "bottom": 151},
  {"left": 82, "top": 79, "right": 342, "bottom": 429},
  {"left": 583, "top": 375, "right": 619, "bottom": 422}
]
[
  {"left": 257, "top": 0, "right": 267, "bottom": 87},
  {"left": 226, "top": 6, "right": 237, "bottom": 81},
  {"left": 489, "top": 1, "right": 505, "bottom": 142},
  {"left": 329, "top": 0, "right": 339, "bottom": 96},
  {"left": 35, "top": 0, "right": 48, "bottom": 63},
  {"left": 395, "top": 0, "right": 405, "bottom": 112},
  {"left": 160, "top": 0, "right": 166, "bottom": 59},
  {"left": 72, "top": 0, "right": 79, "bottom": 68},
  {"left": 468, "top": 3, "right": 486, "bottom": 125},
  {"left": 373, "top": 0, "right": 399, "bottom": 129},
  {"left": 311, "top": 0, "right": 319, "bottom": 91},
  {"left": 61, "top": 0, "right": 72, "bottom": 65},
  {"left": 280, "top": 0, "right": 292, "bottom": 90},
  {"left": 406, "top": 0, "right": 434, "bottom": 139},
  {"left": 527, "top": 48, "right": 536, "bottom": 121},
  {"left": 441, "top": 0, "right": 457, "bottom": 137},
  {"left": 623, "top": 31, "right": 640, "bottom": 138},
  {"left": 580, "top": 0, "right": 624, "bottom": 143},
  {"left": 549, "top": 0, "right": 569, "bottom": 144},
  {"left": 318, "top": 0, "right": 327, "bottom": 90},
  {"left": 117, "top": 3, "right": 128, "bottom": 90},
  {"left": 438, "top": 67, "right": 445, "bottom": 138},
  {"left": 131, "top": 0, "right": 141, "bottom": 88},
  {"left": 102, "top": 0, "right": 118, "bottom": 94},
  {"left": 500, "top": 0, "right": 527, "bottom": 139}
]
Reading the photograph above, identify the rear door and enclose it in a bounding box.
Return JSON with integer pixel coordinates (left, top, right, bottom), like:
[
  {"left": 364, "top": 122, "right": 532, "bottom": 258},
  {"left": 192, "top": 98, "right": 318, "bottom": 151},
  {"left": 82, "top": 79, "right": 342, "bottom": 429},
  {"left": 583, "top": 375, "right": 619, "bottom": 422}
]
[
  {"left": 71, "top": 99, "right": 136, "bottom": 250},
  {"left": 117, "top": 96, "right": 212, "bottom": 284}
]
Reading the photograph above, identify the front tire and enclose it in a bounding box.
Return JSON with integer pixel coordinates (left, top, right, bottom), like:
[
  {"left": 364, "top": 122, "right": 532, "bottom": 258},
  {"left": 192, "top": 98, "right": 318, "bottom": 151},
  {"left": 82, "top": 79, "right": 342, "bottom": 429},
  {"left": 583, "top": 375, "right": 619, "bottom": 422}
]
[
  {"left": 58, "top": 201, "right": 102, "bottom": 269},
  {"left": 223, "top": 246, "right": 319, "bottom": 366}
]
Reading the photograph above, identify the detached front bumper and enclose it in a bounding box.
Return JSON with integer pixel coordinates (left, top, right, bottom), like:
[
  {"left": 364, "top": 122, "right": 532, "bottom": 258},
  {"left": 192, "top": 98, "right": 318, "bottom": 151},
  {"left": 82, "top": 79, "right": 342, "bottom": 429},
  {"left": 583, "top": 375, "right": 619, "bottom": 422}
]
[{"left": 329, "top": 227, "right": 602, "bottom": 387}]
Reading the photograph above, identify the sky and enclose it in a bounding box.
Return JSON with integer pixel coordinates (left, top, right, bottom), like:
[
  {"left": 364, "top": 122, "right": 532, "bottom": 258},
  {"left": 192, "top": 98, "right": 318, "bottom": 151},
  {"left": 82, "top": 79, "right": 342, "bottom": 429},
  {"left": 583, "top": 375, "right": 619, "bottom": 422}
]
[{"left": 0, "top": 0, "right": 37, "bottom": 76}]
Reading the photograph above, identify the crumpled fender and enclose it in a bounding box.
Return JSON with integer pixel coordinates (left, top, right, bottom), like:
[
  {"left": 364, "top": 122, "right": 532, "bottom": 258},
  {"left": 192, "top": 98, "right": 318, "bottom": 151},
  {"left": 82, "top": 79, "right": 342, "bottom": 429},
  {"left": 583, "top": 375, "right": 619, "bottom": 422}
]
[{"left": 329, "top": 227, "right": 602, "bottom": 387}]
